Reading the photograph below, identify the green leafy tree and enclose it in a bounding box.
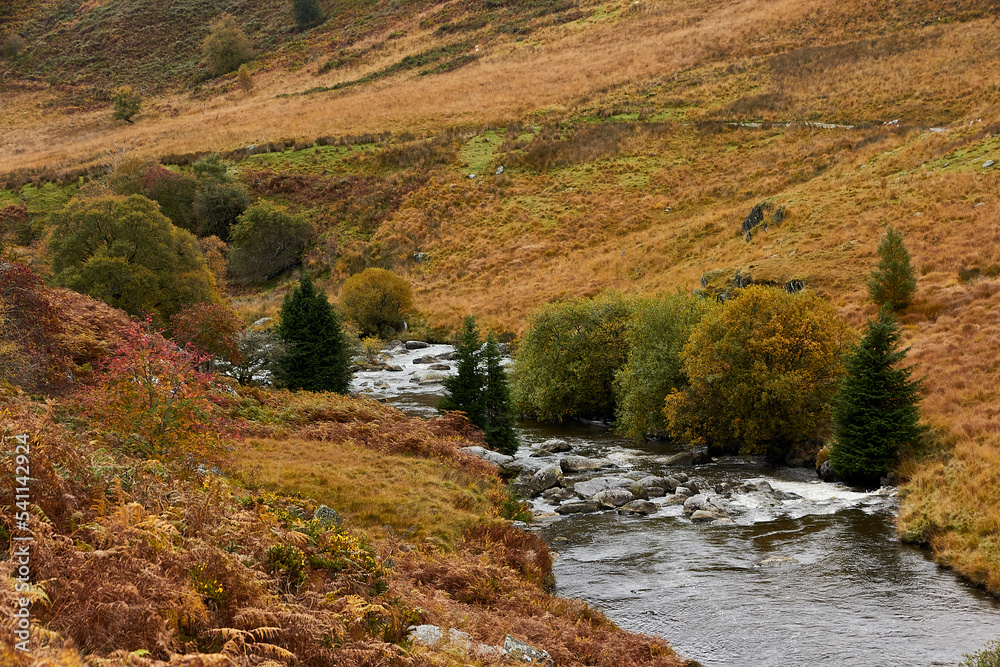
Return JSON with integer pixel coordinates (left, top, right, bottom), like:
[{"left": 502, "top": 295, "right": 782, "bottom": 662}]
[
  {"left": 829, "top": 307, "right": 923, "bottom": 483},
  {"left": 228, "top": 201, "right": 314, "bottom": 283},
  {"left": 49, "top": 194, "right": 218, "bottom": 323},
  {"left": 293, "top": 0, "right": 324, "bottom": 29},
  {"left": 663, "top": 286, "right": 852, "bottom": 460},
  {"left": 202, "top": 14, "right": 254, "bottom": 77},
  {"left": 111, "top": 86, "right": 142, "bottom": 123},
  {"left": 614, "top": 292, "right": 715, "bottom": 440},
  {"left": 438, "top": 317, "right": 519, "bottom": 454},
  {"left": 513, "top": 291, "right": 634, "bottom": 422},
  {"left": 193, "top": 181, "right": 252, "bottom": 241},
  {"left": 339, "top": 267, "right": 414, "bottom": 337},
  {"left": 276, "top": 273, "right": 351, "bottom": 392},
  {"left": 868, "top": 226, "right": 917, "bottom": 312}
]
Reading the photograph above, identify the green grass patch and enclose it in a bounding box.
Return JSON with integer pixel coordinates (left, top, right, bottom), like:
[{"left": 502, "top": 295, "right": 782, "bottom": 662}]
[
  {"left": 458, "top": 130, "right": 506, "bottom": 175},
  {"left": 20, "top": 181, "right": 76, "bottom": 216}
]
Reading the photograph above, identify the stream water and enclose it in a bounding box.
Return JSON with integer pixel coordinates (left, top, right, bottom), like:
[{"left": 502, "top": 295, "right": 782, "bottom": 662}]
[{"left": 352, "top": 344, "right": 1000, "bottom": 666}]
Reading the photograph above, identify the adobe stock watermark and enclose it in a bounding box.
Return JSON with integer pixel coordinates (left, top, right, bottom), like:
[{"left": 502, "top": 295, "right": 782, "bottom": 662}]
[{"left": 10, "top": 432, "right": 33, "bottom": 653}]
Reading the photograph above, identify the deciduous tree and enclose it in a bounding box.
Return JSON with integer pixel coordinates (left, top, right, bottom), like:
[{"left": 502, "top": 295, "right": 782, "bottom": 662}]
[
  {"left": 276, "top": 273, "right": 351, "bottom": 393},
  {"left": 228, "top": 202, "right": 313, "bottom": 284},
  {"left": 663, "top": 286, "right": 852, "bottom": 460},
  {"left": 614, "top": 292, "right": 715, "bottom": 440},
  {"left": 49, "top": 194, "right": 218, "bottom": 323},
  {"left": 202, "top": 14, "right": 253, "bottom": 77},
  {"left": 513, "top": 291, "right": 634, "bottom": 422},
  {"left": 339, "top": 267, "right": 414, "bottom": 337},
  {"left": 830, "top": 307, "right": 923, "bottom": 483}
]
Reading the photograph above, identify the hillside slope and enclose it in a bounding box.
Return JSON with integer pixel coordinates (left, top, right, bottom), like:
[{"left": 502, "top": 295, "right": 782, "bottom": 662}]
[{"left": 3, "top": 0, "right": 1000, "bottom": 606}]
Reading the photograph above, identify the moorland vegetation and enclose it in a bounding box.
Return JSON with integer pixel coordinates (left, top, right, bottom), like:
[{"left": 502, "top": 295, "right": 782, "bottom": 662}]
[{"left": 3, "top": 0, "right": 1000, "bottom": 661}]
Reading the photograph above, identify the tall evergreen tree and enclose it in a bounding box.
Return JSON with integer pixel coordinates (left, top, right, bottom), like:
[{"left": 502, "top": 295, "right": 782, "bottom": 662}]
[
  {"left": 438, "top": 316, "right": 486, "bottom": 427},
  {"left": 438, "top": 317, "right": 519, "bottom": 454},
  {"left": 276, "top": 273, "right": 351, "bottom": 393},
  {"left": 830, "top": 307, "right": 923, "bottom": 484},
  {"left": 868, "top": 226, "right": 917, "bottom": 312},
  {"left": 482, "top": 334, "right": 519, "bottom": 455}
]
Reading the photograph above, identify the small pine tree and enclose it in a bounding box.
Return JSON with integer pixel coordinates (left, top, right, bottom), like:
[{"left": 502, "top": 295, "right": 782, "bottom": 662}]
[
  {"left": 830, "top": 307, "right": 923, "bottom": 484},
  {"left": 438, "top": 317, "right": 519, "bottom": 454},
  {"left": 482, "top": 334, "right": 519, "bottom": 455},
  {"left": 868, "top": 226, "right": 917, "bottom": 312},
  {"left": 276, "top": 273, "right": 351, "bottom": 393},
  {"left": 438, "top": 316, "right": 486, "bottom": 428},
  {"left": 293, "top": 0, "right": 324, "bottom": 29}
]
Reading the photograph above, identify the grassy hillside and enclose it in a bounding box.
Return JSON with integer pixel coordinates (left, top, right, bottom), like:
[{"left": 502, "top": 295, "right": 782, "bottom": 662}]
[{"left": 3, "top": 0, "right": 1000, "bottom": 633}]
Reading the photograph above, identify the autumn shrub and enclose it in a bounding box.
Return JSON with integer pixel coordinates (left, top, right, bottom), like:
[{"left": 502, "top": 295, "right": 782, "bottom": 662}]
[
  {"left": 170, "top": 301, "right": 245, "bottom": 365},
  {"left": 215, "top": 327, "right": 286, "bottom": 386},
  {"left": 237, "top": 63, "right": 254, "bottom": 94},
  {"left": 78, "top": 318, "right": 238, "bottom": 472},
  {"left": 111, "top": 86, "right": 142, "bottom": 123},
  {"left": 513, "top": 291, "right": 635, "bottom": 422},
  {"left": 2, "top": 33, "right": 25, "bottom": 60},
  {"left": 202, "top": 14, "right": 254, "bottom": 77},
  {"left": 663, "top": 286, "right": 853, "bottom": 460},
  {"left": 0, "top": 263, "right": 66, "bottom": 389},
  {"left": 339, "top": 267, "right": 414, "bottom": 337},
  {"left": 228, "top": 201, "right": 314, "bottom": 283},
  {"left": 614, "top": 292, "right": 715, "bottom": 440},
  {"left": 49, "top": 194, "right": 218, "bottom": 323}
]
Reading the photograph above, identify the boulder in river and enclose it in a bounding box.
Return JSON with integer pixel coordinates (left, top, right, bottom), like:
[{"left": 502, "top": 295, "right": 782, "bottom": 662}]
[
  {"left": 683, "top": 493, "right": 728, "bottom": 516},
  {"left": 537, "top": 438, "right": 573, "bottom": 455},
  {"left": 560, "top": 455, "right": 611, "bottom": 473},
  {"left": 531, "top": 464, "right": 564, "bottom": 493},
  {"left": 556, "top": 501, "right": 601, "bottom": 515},
  {"left": 500, "top": 457, "right": 549, "bottom": 476},
  {"left": 618, "top": 500, "right": 658, "bottom": 515},
  {"left": 542, "top": 487, "right": 578, "bottom": 503},
  {"left": 662, "top": 451, "right": 694, "bottom": 466},
  {"left": 690, "top": 509, "right": 724, "bottom": 522},
  {"left": 755, "top": 555, "right": 799, "bottom": 568},
  {"left": 404, "top": 340, "right": 430, "bottom": 350},
  {"left": 461, "top": 446, "right": 513, "bottom": 467},
  {"left": 674, "top": 486, "right": 694, "bottom": 497},
  {"left": 573, "top": 476, "right": 631, "bottom": 499},
  {"left": 593, "top": 488, "right": 634, "bottom": 507}
]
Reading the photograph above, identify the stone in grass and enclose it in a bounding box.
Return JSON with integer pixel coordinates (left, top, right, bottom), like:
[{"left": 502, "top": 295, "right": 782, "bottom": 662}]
[
  {"left": 313, "top": 505, "right": 342, "bottom": 527},
  {"left": 503, "top": 635, "right": 554, "bottom": 666}
]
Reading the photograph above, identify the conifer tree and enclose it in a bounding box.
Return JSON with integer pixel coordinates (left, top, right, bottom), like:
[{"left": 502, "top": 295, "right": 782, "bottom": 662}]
[
  {"left": 830, "top": 307, "right": 923, "bottom": 484},
  {"left": 868, "top": 226, "right": 917, "bottom": 312},
  {"left": 482, "top": 334, "right": 519, "bottom": 455},
  {"left": 438, "top": 317, "right": 519, "bottom": 454},
  {"left": 438, "top": 316, "right": 486, "bottom": 427},
  {"left": 276, "top": 273, "right": 351, "bottom": 393}
]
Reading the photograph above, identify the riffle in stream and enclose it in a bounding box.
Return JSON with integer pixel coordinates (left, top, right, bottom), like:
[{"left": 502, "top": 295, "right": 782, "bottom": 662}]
[{"left": 353, "top": 343, "right": 1000, "bottom": 666}]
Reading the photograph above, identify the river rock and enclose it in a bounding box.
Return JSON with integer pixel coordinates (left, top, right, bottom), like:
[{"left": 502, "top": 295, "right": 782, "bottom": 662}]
[
  {"left": 674, "top": 486, "right": 694, "bottom": 497},
  {"left": 386, "top": 365, "right": 404, "bottom": 372},
  {"left": 673, "top": 472, "right": 689, "bottom": 483},
  {"left": 503, "top": 635, "right": 554, "bottom": 667},
  {"left": 412, "top": 355, "right": 434, "bottom": 364},
  {"left": 773, "top": 490, "right": 802, "bottom": 501},
  {"left": 531, "top": 464, "right": 564, "bottom": 493},
  {"left": 711, "top": 517, "right": 736, "bottom": 526},
  {"left": 560, "top": 455, "right": 611, "bottom": 473},
  {"left": 461, "top": 446, "right": 513, "bottom": 466},
  {"left": 662, "top": 451, "right": 694, "bottom": 466},
  {"left": 818, "top": 460, "right": 838, "bottom": 482},
  {"left": 690, "top": 509, "right": 723, "bottom": 522},
  {"left": 404, "top": 340, "right": 430, "bottom": 350},
  {"left": 644, "top": 486, "right": 666, "bottom": 497},
  {"left": 510, "top": 481, "right": 538, "bottom": 498},
  {"left": 542, "top": 487, "right": 577, "bottom": 503},
  {"left": 500, "top": 458, "right": 549, "bottom": 475},
  {"left": 537, "top": 438, "right": 573, "bottom": 454},
  {"left": 556, "top": 501, "right": 601, "bottom": 514},
  {"left": 755, "top": 555, "right": 799, "bottom": 568},
  {"left": 662, "top": 476, "right": 681, "bottom": 492},
  {"left": 637, "top": 475, "right": 667, "bottom": 489},
  {"left": 593, "top": 488, "right": 634, "bottom": 507},
  {"left": 428, "top": 363, "right": 451, "bottom": 371},
  {"left": 659, "top": 494, "right": 688, "bottom": 506},
  {"left": 618, "top": 500, "right": 657, "bottom": 515},
  {"left": 573, "top": 477, "right": 632, "bottom": 499},
  {"left": 683, "top": 494, "right": 728, "bottom": 516}
]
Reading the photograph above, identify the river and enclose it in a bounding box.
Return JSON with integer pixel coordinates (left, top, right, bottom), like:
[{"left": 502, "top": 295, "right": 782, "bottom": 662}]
[{"left": 352, "top": 343, "right": 1000, "bottom": 666}]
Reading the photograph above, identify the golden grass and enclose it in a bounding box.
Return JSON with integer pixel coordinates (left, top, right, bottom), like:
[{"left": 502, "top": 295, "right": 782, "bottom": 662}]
[{"left": 239, "top": 437, "right": 495, "bottom": 545}]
